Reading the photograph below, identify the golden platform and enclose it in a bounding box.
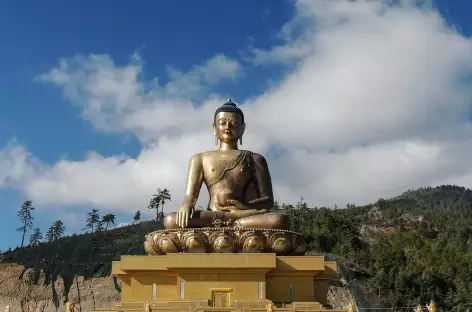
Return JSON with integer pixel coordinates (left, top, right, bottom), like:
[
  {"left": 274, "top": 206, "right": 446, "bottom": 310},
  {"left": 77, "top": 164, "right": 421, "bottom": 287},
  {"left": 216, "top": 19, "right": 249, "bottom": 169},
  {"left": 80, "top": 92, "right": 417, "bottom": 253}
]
[
  {"left": 98, "top": 253, "right": 346, "bottom": 312},
  {"left": 144, "top": 228, "right": 307, "bottom": 255}
]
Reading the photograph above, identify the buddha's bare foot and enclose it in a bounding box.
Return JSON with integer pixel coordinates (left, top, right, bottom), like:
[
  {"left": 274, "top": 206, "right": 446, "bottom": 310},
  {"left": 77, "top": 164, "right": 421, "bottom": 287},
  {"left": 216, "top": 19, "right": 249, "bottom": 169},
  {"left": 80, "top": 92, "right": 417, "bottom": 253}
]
[{"left": 164, "top": 210, "right": 290, "bottom": 230}]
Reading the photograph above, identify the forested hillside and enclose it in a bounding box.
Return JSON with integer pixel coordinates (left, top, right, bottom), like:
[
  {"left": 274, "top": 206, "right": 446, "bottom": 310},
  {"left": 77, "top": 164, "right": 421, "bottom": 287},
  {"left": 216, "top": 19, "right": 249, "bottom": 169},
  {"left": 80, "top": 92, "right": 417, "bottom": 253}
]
[
  {"left": 280, "top": 185, "right": 472, "bottom": 311},
  {"left": 0, "top": 220, "right": 163, "bottom": 308},
  {"left": 1, "top": 185, "right": 471, "bottom": 311}
]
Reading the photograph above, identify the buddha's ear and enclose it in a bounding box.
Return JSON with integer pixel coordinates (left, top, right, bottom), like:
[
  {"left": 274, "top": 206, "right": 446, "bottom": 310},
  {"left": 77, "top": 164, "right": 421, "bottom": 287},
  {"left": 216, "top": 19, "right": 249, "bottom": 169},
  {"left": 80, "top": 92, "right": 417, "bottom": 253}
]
[
  {"left": 212, "top": 123, "right": 217, "bottom": 136},
  {"left": 241, "top": 123, "right": 246, "bottom": 136}
]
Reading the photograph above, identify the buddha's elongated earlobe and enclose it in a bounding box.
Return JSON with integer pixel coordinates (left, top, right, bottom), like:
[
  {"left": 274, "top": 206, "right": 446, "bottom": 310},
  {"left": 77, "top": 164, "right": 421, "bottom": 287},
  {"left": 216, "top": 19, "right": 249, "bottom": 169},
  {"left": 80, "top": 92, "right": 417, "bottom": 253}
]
[
  {"left": 239, "top": 136, "right": 242, "bottom": 145},
  {"left": 213, "top": 124, "right": 218, "bottom": 145}
]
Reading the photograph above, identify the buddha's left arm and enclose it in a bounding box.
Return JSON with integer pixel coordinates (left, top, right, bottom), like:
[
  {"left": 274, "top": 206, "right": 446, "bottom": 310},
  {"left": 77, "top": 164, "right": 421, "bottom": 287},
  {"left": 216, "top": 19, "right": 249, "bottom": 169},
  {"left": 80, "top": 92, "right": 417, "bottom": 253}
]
[{"left": 248, "top": 153, "right": 275, "bottom": 211}]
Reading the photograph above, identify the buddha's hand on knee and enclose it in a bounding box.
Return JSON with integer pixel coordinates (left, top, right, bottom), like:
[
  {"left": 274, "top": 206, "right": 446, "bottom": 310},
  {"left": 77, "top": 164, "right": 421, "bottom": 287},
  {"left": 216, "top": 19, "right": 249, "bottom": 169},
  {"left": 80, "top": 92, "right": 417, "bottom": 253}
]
[{"left": 176, "top": 204, "right": 195, "bottom": 228}]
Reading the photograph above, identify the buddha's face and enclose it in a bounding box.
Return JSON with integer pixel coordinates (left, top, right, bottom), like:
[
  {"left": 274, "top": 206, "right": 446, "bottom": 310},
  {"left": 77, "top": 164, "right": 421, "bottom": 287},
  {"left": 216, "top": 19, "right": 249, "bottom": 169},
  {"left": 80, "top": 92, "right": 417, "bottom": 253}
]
[{"left": 213, "top": 112, "right": 245, "bottom": 143}]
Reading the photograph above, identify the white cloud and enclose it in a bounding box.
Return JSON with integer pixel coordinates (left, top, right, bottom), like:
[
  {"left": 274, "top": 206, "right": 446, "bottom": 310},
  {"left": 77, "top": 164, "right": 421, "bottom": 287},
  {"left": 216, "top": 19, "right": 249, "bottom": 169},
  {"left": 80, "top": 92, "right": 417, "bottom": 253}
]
[
  {"left": 2, "top": 0, "right": 472, "bottom": 213},
  {"left": 0, "top": 141, "right": 42, "bottom": 188},
  {"left": 38, "top": 53, "right": 240, "bottom": 142},
  {"left": 167, "top": 54, "right": 242, "bottom": 86}
]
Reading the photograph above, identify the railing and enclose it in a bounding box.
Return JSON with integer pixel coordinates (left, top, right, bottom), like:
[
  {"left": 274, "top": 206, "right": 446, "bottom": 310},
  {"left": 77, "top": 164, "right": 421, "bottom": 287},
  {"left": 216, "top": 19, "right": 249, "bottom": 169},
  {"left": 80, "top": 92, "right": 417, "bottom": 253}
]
[
  {"left": 0, "top": 306, "right": 438, "bottom": 312},
  {"left": 1, "top": 301, "right": 440, "bottom": 312}
]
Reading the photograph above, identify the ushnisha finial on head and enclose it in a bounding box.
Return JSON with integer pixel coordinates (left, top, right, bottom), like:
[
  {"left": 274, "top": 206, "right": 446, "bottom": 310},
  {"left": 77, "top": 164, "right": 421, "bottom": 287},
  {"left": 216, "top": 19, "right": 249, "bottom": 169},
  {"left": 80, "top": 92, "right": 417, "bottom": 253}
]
[{"left": 214, "top": 98, "right": 245, "bottom": 124}]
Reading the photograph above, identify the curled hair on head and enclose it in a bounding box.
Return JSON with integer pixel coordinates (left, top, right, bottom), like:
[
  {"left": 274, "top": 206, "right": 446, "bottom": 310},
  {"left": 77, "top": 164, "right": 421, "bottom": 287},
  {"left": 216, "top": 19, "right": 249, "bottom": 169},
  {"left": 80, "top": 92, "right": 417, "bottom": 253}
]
[{"left": 214, "top": 99, "right": 245, "bottom": 124}]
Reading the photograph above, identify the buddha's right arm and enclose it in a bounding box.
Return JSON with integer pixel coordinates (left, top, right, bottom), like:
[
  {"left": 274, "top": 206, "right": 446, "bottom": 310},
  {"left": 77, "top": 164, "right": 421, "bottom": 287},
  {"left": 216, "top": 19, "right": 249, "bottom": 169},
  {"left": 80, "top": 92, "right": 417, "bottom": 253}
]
[{"left": 182, "top": 154, "right": 204, "bottom": 208}]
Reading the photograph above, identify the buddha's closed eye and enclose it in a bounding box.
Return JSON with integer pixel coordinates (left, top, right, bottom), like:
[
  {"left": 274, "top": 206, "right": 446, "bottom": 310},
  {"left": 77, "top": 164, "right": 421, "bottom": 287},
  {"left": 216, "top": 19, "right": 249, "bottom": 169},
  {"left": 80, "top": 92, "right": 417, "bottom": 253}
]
[{"left": 217, "top": 118, "right": 239, "bottom": 127}]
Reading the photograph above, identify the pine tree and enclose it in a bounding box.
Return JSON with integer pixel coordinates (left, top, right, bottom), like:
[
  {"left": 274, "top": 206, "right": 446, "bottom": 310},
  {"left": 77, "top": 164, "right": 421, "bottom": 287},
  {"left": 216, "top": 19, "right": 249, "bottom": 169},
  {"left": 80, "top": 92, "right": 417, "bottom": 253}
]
[
  {"left": 29, "top": 228, "right": 43, "bottom": 245},
  {"left": 133, "top": 210, "right": 141, "bottom": 223},
  {"left": 85, "top": 209, "right": 100, "bottom": 232},
  {"left": 46, "top": 220, "right": 65, "bottom": 242},
  {"left": 96, "top": 220, "right": 104, "bottom": 232},
  {"left": 101, "top": 213, "right": 116, "bottom": 230},
  {"left": 148, "top": 188, "right": 172, "bottom": 220},
  {"left": 158, "top": 189, "right": 171, "bottom": 219},
  {"left": 148, "top": 190, "right": 161, "bottom": 220},
  {"left": 17, "top": 200, "right": 35, "bottom": 247}
]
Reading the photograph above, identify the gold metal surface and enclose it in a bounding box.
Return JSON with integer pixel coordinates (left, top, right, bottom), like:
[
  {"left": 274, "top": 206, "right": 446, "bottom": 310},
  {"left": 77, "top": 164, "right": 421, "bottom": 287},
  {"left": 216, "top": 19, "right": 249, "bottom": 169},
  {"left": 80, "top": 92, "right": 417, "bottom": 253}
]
[
  {"left": 144, "top": 227, "right": 306, "bottom": 255},
  {"left": 347, "top": 301, "right": 355, "bottom": 312},
  {"left": 266, "top": 302, "right": 276, "bottom": 312},
  {"left": 105, "top": 253, "right": 341, "bottom": 312},
  {"left": 163, "top": 99, "right": 289, "bottom": 230},
  {"left": 210, "top": 288, "right": 232, "bottom": 307},
  {"left": 427, "top": 301, "right": 436, "bottom": 312}
]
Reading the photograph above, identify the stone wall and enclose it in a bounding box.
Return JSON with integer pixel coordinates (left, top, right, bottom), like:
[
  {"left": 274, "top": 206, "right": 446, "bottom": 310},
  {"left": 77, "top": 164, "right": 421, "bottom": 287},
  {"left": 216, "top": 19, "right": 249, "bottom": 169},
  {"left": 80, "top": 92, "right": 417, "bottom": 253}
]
[{"left": 0, "top": 264, "right": 120, "bottom": 312}]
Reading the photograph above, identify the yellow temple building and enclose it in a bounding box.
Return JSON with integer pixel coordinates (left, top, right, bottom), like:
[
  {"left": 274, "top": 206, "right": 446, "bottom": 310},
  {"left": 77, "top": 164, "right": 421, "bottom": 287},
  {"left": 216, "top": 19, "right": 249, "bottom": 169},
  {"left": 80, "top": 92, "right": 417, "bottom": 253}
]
[{"left": 99, "top": 252, "right": 346, "bottom": 311}]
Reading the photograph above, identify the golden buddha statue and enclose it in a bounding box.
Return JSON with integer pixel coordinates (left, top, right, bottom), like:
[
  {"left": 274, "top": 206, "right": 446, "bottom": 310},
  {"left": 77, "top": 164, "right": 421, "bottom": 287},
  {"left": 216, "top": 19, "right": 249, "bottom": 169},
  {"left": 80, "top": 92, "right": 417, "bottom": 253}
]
[
  {"left": 163, "top": 99, "right": 290, "bottom": 230},
  {"left": 144, "top": 100, "right": 304, "bottom": 255}
]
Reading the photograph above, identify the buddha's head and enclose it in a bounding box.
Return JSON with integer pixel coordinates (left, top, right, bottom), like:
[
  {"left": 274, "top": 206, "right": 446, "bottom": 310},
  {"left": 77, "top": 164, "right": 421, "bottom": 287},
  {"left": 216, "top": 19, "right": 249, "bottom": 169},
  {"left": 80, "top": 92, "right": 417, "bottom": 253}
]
[{"left": 213, "top": 99, "right": 246, "bottom": 145}]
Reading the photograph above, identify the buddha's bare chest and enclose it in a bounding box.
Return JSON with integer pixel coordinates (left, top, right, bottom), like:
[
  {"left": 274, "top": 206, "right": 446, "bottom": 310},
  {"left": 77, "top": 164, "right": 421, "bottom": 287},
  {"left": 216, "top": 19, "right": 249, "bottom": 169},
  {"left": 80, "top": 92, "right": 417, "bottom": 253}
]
[{"left": 202, "top": 153, "right": 254, "bottom": 187}]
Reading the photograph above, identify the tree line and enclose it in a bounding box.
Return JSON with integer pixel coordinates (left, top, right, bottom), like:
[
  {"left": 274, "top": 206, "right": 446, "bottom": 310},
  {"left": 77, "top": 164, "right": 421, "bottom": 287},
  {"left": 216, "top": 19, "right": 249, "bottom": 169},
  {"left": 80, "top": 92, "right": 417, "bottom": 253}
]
[
  {"left": 7, "top": 185, "right": 471, "bottom": 310},
  {"left": 17, "top": 200, "right": 66, "bottom": 247},
  {"left": 13, "top": 188, "right": 171, "bottom": 248}
]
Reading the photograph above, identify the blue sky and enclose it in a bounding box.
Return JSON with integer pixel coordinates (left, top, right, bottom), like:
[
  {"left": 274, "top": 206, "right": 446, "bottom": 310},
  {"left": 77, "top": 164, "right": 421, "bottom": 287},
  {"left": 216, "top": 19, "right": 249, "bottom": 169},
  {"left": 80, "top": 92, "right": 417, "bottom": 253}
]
[
  {"left": 0, "top": 0, "right": 295, "bottom": 250},
  {"left": 1, "top": 0, "right": 472, "bottom": 251}
]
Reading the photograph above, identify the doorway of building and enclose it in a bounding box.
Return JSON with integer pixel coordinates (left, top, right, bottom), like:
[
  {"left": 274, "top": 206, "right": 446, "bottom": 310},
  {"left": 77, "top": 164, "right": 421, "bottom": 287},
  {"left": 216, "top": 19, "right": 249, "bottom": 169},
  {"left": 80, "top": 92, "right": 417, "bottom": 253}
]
[{"left": 210, "top": 288, "right": 232, "bottom": 307}]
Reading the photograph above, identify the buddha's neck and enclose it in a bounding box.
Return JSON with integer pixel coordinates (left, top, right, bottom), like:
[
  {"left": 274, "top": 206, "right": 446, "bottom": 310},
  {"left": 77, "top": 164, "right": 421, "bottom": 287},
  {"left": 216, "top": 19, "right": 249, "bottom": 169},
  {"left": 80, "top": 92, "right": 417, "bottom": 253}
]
[{"left": 219, "top": 141, "right": 239, "bottom": 151}]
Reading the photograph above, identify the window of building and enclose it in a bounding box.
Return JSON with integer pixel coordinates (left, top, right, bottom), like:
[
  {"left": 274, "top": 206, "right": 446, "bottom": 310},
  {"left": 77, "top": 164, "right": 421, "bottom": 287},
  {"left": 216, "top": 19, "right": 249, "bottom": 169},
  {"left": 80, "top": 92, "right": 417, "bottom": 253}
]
[
  {"left": 258, "top": 281, "right": 263, "bottom": 299},
  {"left": 180, "top": 280, "right": 185, "bottom": 299},
  {"left": 152, "top": 283, "right": 156, "bottom": 300},
  {"left": 288, "top": 284, "right": 293, "bottom": 301}
]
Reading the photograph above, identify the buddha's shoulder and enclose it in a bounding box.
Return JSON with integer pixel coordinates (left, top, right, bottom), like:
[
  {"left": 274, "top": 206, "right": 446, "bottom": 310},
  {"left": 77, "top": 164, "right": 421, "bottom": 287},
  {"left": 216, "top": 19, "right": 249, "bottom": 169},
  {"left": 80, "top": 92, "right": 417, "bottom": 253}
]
[
  {"left": 192, "top": 150, "right": 266, "bottom": 161},
  {"left": 249, "top": 151, "right": 265, "bottom": 159},
  {"left": 188, "top": 151, "right": 218, "bottom": 162},
  {"left": 197, "top": 150, "right": 219, "bottom": 158},
  {"left": 196, "top": 150, "right": 231, "bottom": 161},
  {"left": 249, "top": 152, "right": 267, "bottom": 164},
  {"left": 198, "top": 150, "right": 262, "bottom": 156}
]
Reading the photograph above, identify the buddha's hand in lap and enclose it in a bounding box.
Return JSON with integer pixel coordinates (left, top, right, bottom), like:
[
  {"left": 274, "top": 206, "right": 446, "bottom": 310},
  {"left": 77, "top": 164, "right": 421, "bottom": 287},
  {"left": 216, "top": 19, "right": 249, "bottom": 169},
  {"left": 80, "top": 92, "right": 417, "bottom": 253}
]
[
  {"left": 216, "top": 199, "right": 248, "bottom": 211},
  {"left": 176, "top": 204, "right": 195, "bottom": 228},
  {"left": 216, "top": 199, "right": 267, "bottom": 219},
  {"left": 228, "top": 209, "right": 267, "bottom": 219}
]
